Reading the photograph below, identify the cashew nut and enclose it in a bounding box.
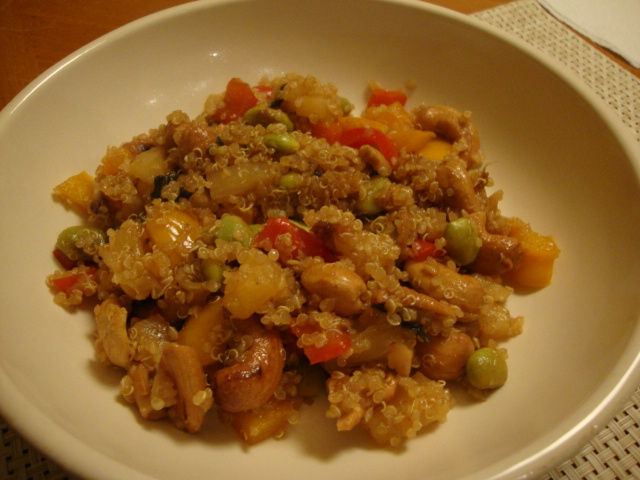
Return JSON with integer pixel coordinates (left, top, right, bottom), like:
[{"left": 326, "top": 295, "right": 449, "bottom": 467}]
[
  {"left": 360, "top": 145, "right": 392, "bottom": 177},
  {"left": 94, "top": 297, "right": 132, "bottom": 368},
  {"left": 159, "top": 342, "right": 213, "bottom": 433},
  {"left": 405, "top": 258, "right": 484, "bottom": 315},
  {"left": 126, "top": 363, "right": 166, "bottom": 420},
  {"left": 468, "top": 212, "right": 522, "bottom": 275},
  {"left": 414, "top": 105, "right": 482, "bottom": 168},
  {"left": 213, "top": 320, "right": 285, "bottom": 413},
  {"left": 435, "top": 158, "right": 482, "bottom": 213},
  {"left": 301, "top": 262, "right": 367, "bottom": 317},
  {"left": 398, "top": 286, "right": 459, "bottom": 319},
  {"left": 371, "top": 284, "right": 458, "bottom": 320},
  {"left": 416, "top": 331, "right": 475, "bottom": 380}
]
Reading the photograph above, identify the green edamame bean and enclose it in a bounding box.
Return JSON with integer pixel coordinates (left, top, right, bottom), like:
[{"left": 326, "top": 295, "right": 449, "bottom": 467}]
[
  {"left": 465, "top": 347, "right": 508, "bottom": 389},
  {"left": 56, "top": 226, "right": 107, "bottom": 261},
  {"left": 444, "top": 217, "right": 480, "bottom": 265},
  {"left": 263, "top": 133, "right": 300, "bottom": 154},
  {"left": 202, "top": 258, "right": 226, "bottom": 284},
  {"left": 356, "top": 176, "right": 391, "bottom": 215},
  {"left": 217, "top": 215, "right": 254, "bottom": 247},
  {"left": 289, "top": 218, "right": 311, "bottom": 232},
  {"left": 243, "top": 106, "right": 294, "bottom": 131},
  {"left": 278, "top": 172, "right": 304, "bottom": 191},
  {"left": 340, "top": 97, "right": 354, "bottom": 115}
]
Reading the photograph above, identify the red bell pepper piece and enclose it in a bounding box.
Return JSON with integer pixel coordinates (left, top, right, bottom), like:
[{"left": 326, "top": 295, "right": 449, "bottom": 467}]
[
  {"left": 52, "top": 267, "right": 96, "bottom": 295},
  {"left": 291, "top": 323, "right": 352, "bottom": 365},
  {"left": 409, "top": 239, "right": 443, "bottom": 262},
  {"left": 255, "top": 85, "right": 273, "bottom": 95},
  {"left": 367, "top": 88, "right": 407, "bottom": 108},
  {"left": 254, "top": 217, "right": 336, "bottom": 263},
  {"left": 212, "top": 78, "right": 258, "bottom": 123},
  {"left": 340, "top": 127, "right": 398, "bottom": 166}
]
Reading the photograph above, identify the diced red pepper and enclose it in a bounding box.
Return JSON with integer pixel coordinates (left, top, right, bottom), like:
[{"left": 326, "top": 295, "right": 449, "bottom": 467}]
[
  {"left": 53, "top": 248, "right": 77, "bottom": 270},
  {"left": 409, "top": 239, "right": 443, "bottom": 262},
  {"left": 254, "top": 217, "right": 336, "bottom": 263},
  {"left": 51, "top": 267, "right": 96, "bottom": 295},
  {"left": 255, "top": 85, "right": 273, "bottom": 95},
  {"left": 367, "top": 88, "right": 407, "bottom": 108},
  {"left": 310, "top": 121, "right": 343, "bottom": 145},
  {"left": 339, "top": 127, "right": 398, "bottom": 166},
  {"left": 291, "top": 323, "right": 352, "bottom": 365},
  {"left": 212, "top": 78, "right": 258, "bottom": 124}
]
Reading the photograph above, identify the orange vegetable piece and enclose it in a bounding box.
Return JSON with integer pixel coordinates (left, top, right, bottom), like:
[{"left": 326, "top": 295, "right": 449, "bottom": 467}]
[
  {"left": 418, "top": 138, "right": 453, "bottom": 161},
  {"left": 362, "top": 102, "right": 414, "bottom": 132},
  {"left": 226, "top": 398, "right": 297, "bottom": 444},
  {"left": 505, "top": 218, "right": 560, "bottom": 288},
  {"left": 310, "top": 121, "right": 343, "bottom": 145},
  {"left": 212, "top": 77, "right": 258, "bottom": 123},
  {"left": 145, "top": 209, "right": 200, "bottom": 264},
  {"left": 389, "top": 129, "right": 436, "bottom": 153},
  {"left": 367, "top": 88, "right": 407, "bottom": 108},
  {"left": 100, "top": 146, "right": 132, "bottom": 176},
  {"left": 337, "top": 116, "right": 388, "bottom": 133},
  {"left": 177, "top": 298, "right": 228, "bottom": 366},
  {"left": 53, "top": 171, "right": 95, "bottom": 213}
]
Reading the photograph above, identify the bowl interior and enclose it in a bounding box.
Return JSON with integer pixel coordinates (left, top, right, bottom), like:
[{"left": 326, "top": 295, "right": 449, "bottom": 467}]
[{"left": 1, "top": 0, "right": 640, "bottom": 479}]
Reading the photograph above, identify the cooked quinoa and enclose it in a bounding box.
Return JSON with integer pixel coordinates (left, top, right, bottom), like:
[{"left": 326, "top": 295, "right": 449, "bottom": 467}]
[{"left": 47, "top": 73, "right": 559, "bottom": 447}]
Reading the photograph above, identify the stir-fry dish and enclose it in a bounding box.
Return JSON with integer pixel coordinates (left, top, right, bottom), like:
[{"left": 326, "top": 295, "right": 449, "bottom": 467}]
[{"left": 47, "top": 74, "right": 560, "bottom": 447}]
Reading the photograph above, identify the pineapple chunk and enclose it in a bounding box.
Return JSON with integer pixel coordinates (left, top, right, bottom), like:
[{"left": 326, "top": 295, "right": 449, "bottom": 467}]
[
  {"left": 222, "top": 250, "right": 291, "bottom": 319},
  {"left": 128, "top": 146, "right": 168, "bottom": 185}
]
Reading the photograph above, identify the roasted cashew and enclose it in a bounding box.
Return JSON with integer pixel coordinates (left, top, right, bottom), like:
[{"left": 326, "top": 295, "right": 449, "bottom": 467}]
[
  {"left": 435, "top": 158, "right": 482, "bottom": 213},
  {"left": 94, "top": 297, "right": 132, "bottom": 368},
  {"left": 468, "top": 212, "right": 522, "bottom": 275},
  {"left": 405, "top": 258, "right": 484, "bottom": 315},
  {"left": 213, "top": 320, "right": 285, "bottom": 413},
  {"left": 416, "top": 331, "right": 475, "bottom": 380},
  {"left": 159, "top": 342, "right": 213, "bottom": 433},
  {"left": 360, "top": 145, "right": 392, "bottom": 177},
  {"left": 301, "top": 262, "right": 367, "bottom": 317},
  {"left": 126, "top": 363, "right": 166, "bottom": 420},
  {"left": 335, "top": 404, "right": 365, "bottom": 431},
  {"left": 371, "top": 284, "right": 458, "bottom": 320},
  {"left": 414, "top": 105, "right": 482, "bottom": 168}
]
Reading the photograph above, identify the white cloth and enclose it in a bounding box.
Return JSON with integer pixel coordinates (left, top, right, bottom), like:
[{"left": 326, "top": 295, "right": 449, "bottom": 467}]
[{"left": 537, "top": 0, "right": 640, "bottom": 68}]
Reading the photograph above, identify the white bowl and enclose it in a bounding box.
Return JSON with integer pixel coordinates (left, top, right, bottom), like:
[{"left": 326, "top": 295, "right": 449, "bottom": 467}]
[{"left": 1, "top": 0, "right": 640, "bottom": 479}]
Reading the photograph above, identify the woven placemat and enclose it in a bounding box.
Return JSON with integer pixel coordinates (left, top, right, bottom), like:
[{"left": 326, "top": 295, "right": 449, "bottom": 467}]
[
  {"left": 473, "top": 0, "right": 640, "bottom": 144},
  {"left": 1, "top": 1, "right": 639, "bottom": 479}
]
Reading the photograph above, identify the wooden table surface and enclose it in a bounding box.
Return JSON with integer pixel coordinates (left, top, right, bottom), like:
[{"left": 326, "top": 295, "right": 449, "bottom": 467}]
[{"left": 1, "top": 0, "right": 638, "bottom": 111}]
